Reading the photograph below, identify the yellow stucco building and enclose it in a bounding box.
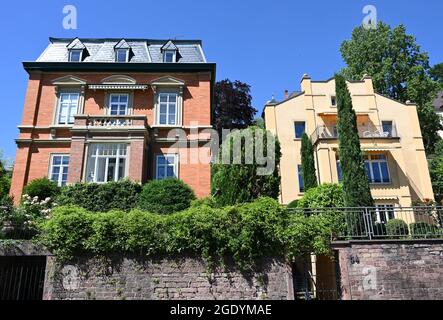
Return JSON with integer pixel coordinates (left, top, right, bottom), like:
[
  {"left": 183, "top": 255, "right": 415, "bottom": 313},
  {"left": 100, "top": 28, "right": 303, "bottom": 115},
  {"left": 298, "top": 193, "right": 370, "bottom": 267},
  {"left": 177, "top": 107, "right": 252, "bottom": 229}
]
[{"left": 264, "top": 74, "right": 434, "bottom": 210}]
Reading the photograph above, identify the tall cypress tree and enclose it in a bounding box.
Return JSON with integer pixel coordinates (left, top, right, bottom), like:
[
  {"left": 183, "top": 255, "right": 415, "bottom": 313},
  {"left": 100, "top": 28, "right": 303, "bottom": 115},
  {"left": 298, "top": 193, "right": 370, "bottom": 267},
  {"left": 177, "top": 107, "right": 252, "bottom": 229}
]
[
  {"left": 301, "top": 133, "right": 317, "bottom": 192},
  {"left": 335, "top": 74, "right": 374, "bottom": 207}
]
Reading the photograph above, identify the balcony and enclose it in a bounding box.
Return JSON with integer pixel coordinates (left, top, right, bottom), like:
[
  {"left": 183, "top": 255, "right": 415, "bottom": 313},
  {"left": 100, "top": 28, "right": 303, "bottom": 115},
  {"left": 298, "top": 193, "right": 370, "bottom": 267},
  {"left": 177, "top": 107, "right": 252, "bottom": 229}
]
[
  {"left": 311, "top": 125, "right": 399, "bottom": 144},
  {"left": 73, "top": 114, "right": 148, "bottom": 131}
]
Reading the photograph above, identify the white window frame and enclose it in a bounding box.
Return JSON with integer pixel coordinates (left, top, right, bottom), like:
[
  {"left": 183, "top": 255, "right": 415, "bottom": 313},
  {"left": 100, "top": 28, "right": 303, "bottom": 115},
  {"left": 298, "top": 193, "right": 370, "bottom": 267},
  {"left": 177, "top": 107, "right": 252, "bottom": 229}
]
[
  {"left": 155, "top": 154, "right": 178, "bottom": 180},
  {"left": 374, "top": 204, "right": 395, "bottom": 224},
  {"left": 115, "top": 49, "right": 129, "bottom": 62},
  {"left": 56, "top": 92, "right": 80, "bottom": 125},
  {"left": 163, "top": 50, "right": 176, "bottom": 63},
  {"left": 108, "top": 93, "right": 130, "bottom": 115},
  {"left": 365, "top": 154, "right": 391, "bottom": 184},
  {"left": 86, "top": 143, "right": 128, "bottom": 183},
  {"left": 69, "top": 49, "right": 83, "bottom": 62},
  {"left": 156, "top": 91, "right": 179, "bottom": 126},
  {"left": 49, "top": 154, "right": 70, "bottom": 187}
]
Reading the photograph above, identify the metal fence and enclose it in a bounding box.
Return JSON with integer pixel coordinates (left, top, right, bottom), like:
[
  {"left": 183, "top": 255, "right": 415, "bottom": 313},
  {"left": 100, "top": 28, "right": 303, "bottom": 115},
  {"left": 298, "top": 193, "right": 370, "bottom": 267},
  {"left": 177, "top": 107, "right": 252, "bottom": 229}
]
[{"left": 287, "top": 206, "right": 443, "bottom": 241}]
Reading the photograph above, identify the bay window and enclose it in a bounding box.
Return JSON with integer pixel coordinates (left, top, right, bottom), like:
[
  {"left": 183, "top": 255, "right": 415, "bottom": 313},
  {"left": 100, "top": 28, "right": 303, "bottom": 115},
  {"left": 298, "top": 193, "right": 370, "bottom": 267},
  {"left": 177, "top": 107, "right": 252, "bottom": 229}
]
[{"left": 86, "top": 143, "right": 127, "bottom": 183}]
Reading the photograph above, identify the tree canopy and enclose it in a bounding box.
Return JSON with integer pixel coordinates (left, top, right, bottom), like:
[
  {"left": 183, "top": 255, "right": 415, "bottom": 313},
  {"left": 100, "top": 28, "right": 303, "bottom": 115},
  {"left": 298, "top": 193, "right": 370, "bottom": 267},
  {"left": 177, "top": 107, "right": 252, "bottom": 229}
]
[
  {"left": 340, "top": 22, "right": 441, "bottom": 154},
  {"left": 300, "top": 133, "right": 317, "bottom": 192},
  {"left": 214, "top": 79, "right": 257, "bottom": 142},
  {"left": 211, "top": 126, "right": 281, "bottom": 206}
]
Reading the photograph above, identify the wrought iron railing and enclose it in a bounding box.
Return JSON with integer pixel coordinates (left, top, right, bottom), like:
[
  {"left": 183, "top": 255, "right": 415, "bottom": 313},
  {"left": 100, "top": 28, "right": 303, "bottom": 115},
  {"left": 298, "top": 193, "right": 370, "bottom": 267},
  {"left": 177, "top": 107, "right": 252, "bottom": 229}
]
[
  {"left": 310, "top": 125, "right": 399, "bottom": 143},
  {"left": 287, "top": 206, "right": 443, "bottom": 241}
]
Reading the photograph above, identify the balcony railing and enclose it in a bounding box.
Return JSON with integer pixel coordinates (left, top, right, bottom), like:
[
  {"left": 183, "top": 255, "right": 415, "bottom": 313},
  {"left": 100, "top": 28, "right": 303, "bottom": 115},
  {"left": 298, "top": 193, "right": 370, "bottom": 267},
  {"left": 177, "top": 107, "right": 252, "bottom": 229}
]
[
  {"left": 287, "top": 206, "right": 443, "bottom": 241},
  {"left": 311, "top": 125, "right": 399, "bottom": 143},
  {"left": 73, "top": 114, "right": 148, "bottom": 129}
]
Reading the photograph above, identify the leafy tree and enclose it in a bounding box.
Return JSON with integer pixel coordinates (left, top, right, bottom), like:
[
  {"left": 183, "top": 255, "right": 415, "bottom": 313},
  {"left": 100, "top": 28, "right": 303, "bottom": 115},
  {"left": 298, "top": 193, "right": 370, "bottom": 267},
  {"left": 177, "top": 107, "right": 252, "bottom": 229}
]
[
  {"left": 211, "top": 126, "right": 281, "bottom": 206},
  {"left": 340, "top": 22, "right": 441, "bottom": 154},
  {"left": 214, "top": 79, "right": 257, "bottom": 142},
  {"left": 430, "top": 63, "right": 443, "bottom": 83},
  {"left": 300, "top": 133, "right": 317, "bottom": 192},
  {"left": 429, "top": 140, "right": 443, "bottom": 204},
  {"left": 335, "top": 75, "right": 374, "bottom": 207},
  {"left": 0, "top": 151, "right": 11, "bottom": 201}
]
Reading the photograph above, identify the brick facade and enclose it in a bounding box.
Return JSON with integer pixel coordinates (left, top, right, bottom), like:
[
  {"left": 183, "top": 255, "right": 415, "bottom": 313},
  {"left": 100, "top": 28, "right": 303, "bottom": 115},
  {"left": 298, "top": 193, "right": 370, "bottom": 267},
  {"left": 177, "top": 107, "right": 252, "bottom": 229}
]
[{"left": 10, "top": 70, "right": 214, "bottom": 203}]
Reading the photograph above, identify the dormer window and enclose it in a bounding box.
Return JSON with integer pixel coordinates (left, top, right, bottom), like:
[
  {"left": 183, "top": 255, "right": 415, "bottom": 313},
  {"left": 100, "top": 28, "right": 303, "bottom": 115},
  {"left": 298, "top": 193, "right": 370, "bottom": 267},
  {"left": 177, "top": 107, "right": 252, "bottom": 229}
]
[
  {"left": 161, "top": 40, "right": 179, "bottom": 63},
  {"left": 67, "top": 38, "right": 86, "bottom": 62},
  {"left": 163, "top": 50, "right": 176, "bottom": 63},
  {"left": 114, "top": 39, "right": 131, "bottom": 63},
  {"left": 115, "top": 49, "right": 129, "bottom": 62},
  {"left": 69, "top": 49, "right": 83, "bottom": 62}
]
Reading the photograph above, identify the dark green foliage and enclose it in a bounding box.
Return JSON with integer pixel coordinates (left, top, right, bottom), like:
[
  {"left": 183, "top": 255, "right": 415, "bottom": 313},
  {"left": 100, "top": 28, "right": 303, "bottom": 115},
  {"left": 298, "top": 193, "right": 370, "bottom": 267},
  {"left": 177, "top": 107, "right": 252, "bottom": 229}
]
[
  {"left": 23, "top": 178, "right": 60, "bottom": 200},
  {"left": 39, "top": 198, "right": 342, "bottom": 270},
  {"left": 57, "top": 180, "right": 142, "bottom": 212},
  {"left": 300, "top": 133, "right": 317, "bottom": 192},
  {"left": 335, "top": 75, "right": 374, "bottom": 207},
  {"left": 138, "top": 179, "right": 196, "bottom": 214},
  {"left": 340, "top": 22, "right": 442, "bottom": 154},
  {"left": 296, "top": 184, "right": 344, "bottom": 208},
  {"left": 430, "top": 63, "right": 443, "bottom": 83},
  {"left": 410, "top": 222, "right": 439, "bottom": 239},
  {"left": 211, "top": 126, "right": 281, "bottom": 206},
  {"left": 287, "top": 200, "right": 299, "bottom": 209},
  {"left": 214, "top": 79, "right": 257, "bottom": 142},
  {"left": 386, "top": 219, "right": 409, "bottom": 238},
  {"left": 429, "top": 140, "right": 443, "bottom": 204}
]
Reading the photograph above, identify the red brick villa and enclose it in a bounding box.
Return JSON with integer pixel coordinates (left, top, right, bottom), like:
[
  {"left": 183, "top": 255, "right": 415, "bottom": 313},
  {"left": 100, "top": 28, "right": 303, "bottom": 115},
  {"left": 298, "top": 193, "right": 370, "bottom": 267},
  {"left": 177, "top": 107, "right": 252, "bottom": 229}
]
[{"left": 10, "top": 38, "right": 216, "bottom": 203}]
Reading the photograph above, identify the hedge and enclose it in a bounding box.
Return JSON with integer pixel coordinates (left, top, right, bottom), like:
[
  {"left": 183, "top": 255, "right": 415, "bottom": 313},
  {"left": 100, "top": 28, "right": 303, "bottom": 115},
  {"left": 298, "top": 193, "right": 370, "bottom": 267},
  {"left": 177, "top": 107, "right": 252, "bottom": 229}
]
[
  {"left": 57, "top": 180, "right": 142, "bottom": 212},
  {"left": 386, "top": 219, "right": 409, "bottom": 239},
  {"left": 39, "top": 197, "right": 342, "bottom": 271}
]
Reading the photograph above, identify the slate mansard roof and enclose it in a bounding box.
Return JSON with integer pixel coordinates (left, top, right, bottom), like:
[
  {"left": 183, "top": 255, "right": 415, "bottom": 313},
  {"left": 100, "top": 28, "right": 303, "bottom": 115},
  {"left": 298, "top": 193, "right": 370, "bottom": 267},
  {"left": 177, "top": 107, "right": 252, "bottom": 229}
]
[{"left": 36, "top": 38, "right": 207, "bottom": 63}]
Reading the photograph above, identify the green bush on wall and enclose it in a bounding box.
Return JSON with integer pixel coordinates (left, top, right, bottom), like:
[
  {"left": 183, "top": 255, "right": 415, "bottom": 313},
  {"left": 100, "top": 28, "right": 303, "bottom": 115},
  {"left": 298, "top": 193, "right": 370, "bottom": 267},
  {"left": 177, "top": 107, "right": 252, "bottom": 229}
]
[
  {"left": 38, "top": 197, "right": 342, "bottom": 270},
  {"left": 22, "top": 178, "right": 60, "bottom": 201},
  {"left": 57, "top": 180, "right": 142, "bottom": 212},
  {"left": 138, "top": 179, "right": 196, "bottom": 214},
  {"left": 385, "top": 219, "right": 409, "bottom": 238},
  {"left": 410, "top": 222, "right": 439, "bottom": 239}
]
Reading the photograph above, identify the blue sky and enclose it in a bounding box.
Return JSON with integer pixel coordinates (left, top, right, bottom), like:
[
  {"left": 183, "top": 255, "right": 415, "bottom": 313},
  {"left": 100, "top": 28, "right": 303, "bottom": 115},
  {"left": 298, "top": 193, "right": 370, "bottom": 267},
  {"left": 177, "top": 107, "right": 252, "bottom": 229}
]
[{"left": 1, "top": 0, "right": 443, "bottom": 162}]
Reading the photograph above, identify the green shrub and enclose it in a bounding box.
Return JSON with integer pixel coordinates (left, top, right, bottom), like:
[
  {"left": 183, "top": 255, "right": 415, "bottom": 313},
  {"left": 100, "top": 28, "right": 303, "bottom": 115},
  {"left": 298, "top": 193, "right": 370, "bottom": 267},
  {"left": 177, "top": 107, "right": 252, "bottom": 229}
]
[
  {"left": 39, "top": 206, "right": 94, "bottom": 260},
  {"left": 23, "top": 178, "right": 60, "bottom": 201},
  {"left": 138, "top": 179, "right": 195, "bottom": 214},
  {"left": 287, "top": 200, "right": 299, "bottom": 209},
  {"left": 39, "top": 197, "right": 341, "bottom": 271},
  {"left": 410, "top": 222, "right": 439, "bottom": 239},
  {"left": 211, "top": 126, "right": 281, "bottom": 206},
  {"left": 57, "top": 180, "right": 142, "bottom": 212},
  {"left": 296, "top": 184, "right": 344, "bottom": 208},
  {"left": 385, "top": 219, "right": 409, "bottom": 238}
]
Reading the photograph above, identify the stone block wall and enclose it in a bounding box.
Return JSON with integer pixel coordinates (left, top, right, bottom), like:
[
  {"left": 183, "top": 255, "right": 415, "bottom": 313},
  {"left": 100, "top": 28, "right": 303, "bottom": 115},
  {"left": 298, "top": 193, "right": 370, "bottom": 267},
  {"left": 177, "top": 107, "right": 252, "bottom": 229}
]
[
  {"left": 333, "top": 240, "right": 443, "bottom": 300},
  {"left": 43, "top": 256, "right": 294, "bottom": 300}
]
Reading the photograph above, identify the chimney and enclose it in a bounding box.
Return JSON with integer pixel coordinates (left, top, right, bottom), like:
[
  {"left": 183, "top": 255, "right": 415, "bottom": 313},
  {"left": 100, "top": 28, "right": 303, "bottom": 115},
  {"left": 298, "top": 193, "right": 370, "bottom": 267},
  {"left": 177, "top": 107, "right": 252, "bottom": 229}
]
[
  {"left": 284, "top": 90, "right": 289, "bottom": 99},
  {"left": 300, "top": 73, "right": 312, "bottom": 94}
]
